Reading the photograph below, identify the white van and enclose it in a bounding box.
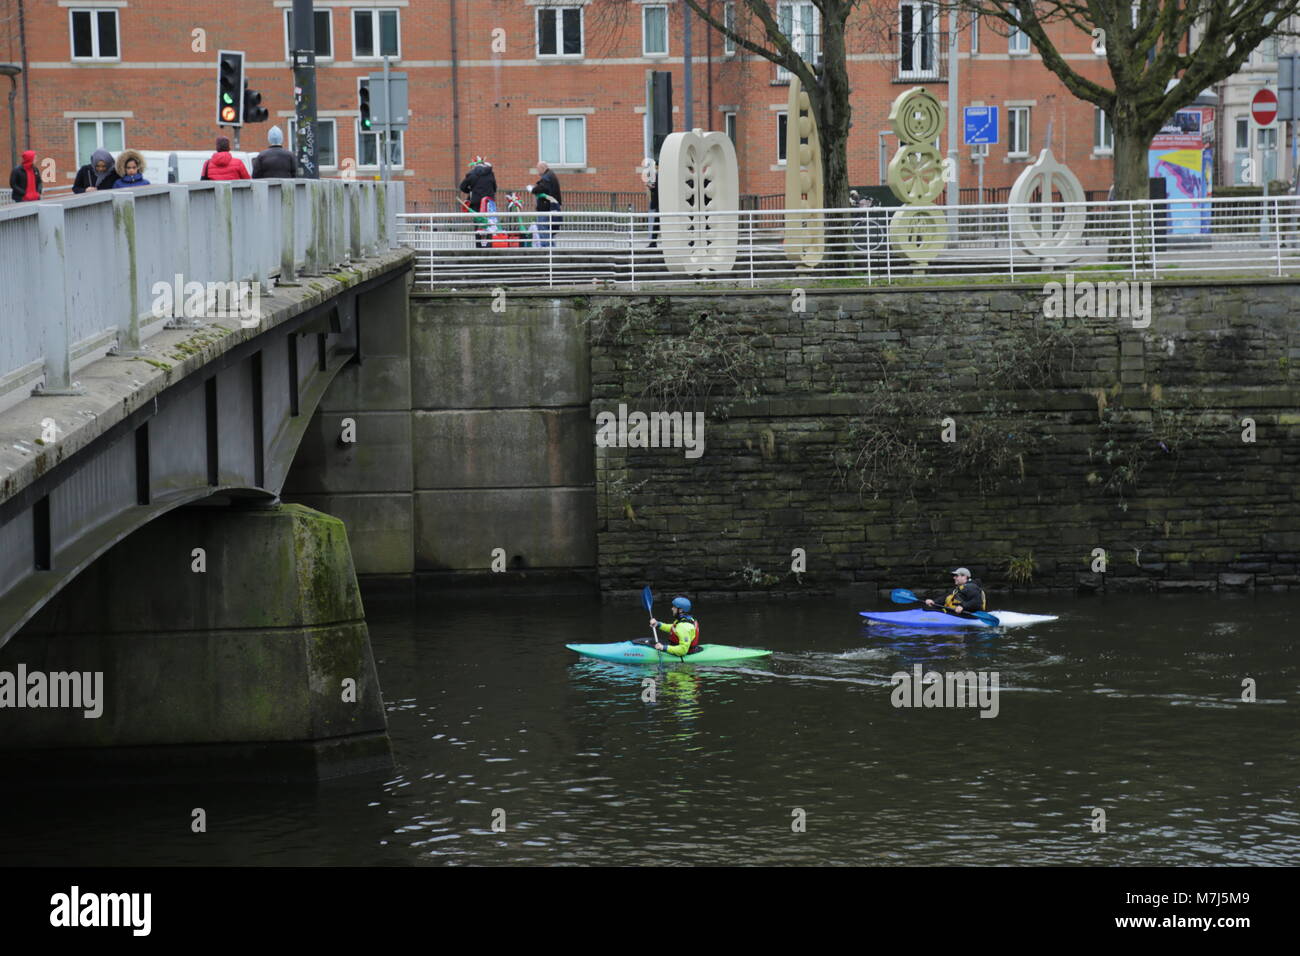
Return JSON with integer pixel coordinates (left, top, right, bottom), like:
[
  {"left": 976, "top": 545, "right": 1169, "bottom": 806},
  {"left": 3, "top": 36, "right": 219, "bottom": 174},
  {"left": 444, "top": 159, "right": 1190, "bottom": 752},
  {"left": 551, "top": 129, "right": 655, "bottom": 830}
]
[{"left": 137, "top": 149, "right": 261, "bottom": 184}]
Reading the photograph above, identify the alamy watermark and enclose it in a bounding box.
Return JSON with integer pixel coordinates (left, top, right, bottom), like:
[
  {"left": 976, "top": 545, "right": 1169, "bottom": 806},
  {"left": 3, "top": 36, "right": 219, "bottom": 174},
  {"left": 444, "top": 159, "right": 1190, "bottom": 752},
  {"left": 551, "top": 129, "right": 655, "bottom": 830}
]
[
  {"left": 1042, "top": 273, "right": 1151, "bottom": 328},
  {"left": 151, "top": 273, "right": 262, "bottom": 328},
  {"left": 595, "top": 404, "right": 705, "bottom": 460},
  {"left": 0, "top": 664, "right": 103, "bottom": 718},
  {"left": 890, "top": 664, "right": 1000, "bottom": 718}
]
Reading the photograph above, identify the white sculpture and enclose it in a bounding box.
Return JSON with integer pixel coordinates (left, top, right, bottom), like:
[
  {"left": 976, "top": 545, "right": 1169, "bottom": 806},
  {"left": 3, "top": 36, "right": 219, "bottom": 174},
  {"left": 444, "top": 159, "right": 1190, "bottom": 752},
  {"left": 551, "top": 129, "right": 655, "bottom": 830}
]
[
  {"left": 658, "top": 128, "right": 740, "bottom": 274},
  {"left": 1008, "top": 147, "right": 1087, "bottom": 262},
  {"left": 886, "top": 87, "right": 948, "bottom": 267},
  {"left": 783, "top": 75, "right": 825, "bottom": 268}
]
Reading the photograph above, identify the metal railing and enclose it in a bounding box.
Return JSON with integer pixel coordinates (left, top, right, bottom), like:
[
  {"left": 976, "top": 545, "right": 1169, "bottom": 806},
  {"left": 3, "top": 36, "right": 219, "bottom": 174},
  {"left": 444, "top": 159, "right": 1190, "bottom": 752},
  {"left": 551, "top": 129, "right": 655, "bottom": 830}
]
[
  {"left": 0, "top": 178, "right": 404, "bottom": 411},
  {"left": 397, "top": 193, "right": 1300, "bottom": 291}
]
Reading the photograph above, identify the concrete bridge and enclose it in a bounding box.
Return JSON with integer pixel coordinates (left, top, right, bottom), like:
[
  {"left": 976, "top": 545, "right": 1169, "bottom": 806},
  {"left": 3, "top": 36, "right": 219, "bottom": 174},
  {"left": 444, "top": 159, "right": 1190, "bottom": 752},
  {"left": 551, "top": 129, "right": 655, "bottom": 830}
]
[{"left": 0, "top": 179, "right": 409, "bottom": 780}]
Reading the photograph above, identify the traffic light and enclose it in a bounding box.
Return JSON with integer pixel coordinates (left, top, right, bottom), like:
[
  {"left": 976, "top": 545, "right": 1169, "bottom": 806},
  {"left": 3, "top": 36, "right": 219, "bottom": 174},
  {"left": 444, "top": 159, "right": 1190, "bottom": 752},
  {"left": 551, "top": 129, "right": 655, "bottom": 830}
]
[
  {"left": 358, "top": 83, "right": 372, "bottom": 131},
  {"left": 242, "top": 82, "right": 269, "bottom": 124},
  {"left": 217, "top": 50, "right": 244, "bottom": 126}
]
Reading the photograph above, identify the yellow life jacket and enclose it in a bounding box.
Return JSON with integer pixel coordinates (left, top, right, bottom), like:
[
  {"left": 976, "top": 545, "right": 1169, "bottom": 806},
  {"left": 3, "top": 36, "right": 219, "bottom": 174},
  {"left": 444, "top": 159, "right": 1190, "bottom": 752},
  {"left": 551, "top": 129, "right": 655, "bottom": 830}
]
[
  {"left": 657, "top": 616, "right": 699, "bottom": 657},
  {"left": 944, "top": 584, "right": 986, "bottom": 611}
]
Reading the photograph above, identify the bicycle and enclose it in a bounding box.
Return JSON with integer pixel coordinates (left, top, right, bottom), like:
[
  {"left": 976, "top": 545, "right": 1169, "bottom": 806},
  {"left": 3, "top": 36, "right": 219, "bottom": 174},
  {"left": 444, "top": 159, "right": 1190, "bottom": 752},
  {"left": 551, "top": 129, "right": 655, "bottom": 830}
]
[{"left": 850, "top": 191, "right": 888, "bottom": 253}]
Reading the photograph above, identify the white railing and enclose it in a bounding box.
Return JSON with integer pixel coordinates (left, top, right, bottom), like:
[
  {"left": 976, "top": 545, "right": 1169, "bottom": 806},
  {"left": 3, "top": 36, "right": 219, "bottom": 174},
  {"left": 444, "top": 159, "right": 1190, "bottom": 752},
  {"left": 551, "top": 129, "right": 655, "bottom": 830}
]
[
  {"left": 397, "top": 193, "right": 1300, "bottom": 291},
  {"left": 0, "top": 178, "right": 403, "bottom": 411}
]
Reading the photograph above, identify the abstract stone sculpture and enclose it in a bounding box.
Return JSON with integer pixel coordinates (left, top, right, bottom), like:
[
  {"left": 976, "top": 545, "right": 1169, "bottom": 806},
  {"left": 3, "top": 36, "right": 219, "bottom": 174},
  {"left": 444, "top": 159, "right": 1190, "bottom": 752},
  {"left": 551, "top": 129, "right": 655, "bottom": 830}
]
[
  {"left": 659, "top": 128, "right": 740, "bottom": 275},
  {"left": 1008, "top": 147, "right": 1087, "bottom": 263},
  {"left": 886, "top": 87, "right": 949, "bottom": 267},
  {"left": 783, "top": 75, "right": 825, "bottom": 268}
]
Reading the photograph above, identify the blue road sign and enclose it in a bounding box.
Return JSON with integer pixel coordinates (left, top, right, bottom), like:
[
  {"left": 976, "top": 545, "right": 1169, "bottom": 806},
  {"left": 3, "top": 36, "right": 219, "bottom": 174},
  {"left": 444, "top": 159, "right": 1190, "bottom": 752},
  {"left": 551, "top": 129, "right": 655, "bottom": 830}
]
[{"left": 963, "top": 106, "right": 999, "bottom": 146}]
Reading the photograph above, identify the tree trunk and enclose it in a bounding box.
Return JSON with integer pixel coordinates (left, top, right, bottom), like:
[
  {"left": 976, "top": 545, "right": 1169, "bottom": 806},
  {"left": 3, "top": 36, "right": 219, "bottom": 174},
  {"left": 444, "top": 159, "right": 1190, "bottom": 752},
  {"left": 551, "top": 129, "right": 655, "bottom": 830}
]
[
  {"left": 1110, "top": 118, "right": 1158, "bottom": 265},
  {"left": 816, "top": 20, "right": 852, "bottom": 209}
]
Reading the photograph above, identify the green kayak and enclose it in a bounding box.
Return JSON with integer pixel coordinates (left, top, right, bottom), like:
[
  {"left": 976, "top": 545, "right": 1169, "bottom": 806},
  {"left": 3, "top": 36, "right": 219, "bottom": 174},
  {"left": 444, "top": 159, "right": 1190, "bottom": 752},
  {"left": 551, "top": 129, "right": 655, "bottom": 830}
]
[{"left": 567, "top": 641, "right": 773, "bottom": 664}]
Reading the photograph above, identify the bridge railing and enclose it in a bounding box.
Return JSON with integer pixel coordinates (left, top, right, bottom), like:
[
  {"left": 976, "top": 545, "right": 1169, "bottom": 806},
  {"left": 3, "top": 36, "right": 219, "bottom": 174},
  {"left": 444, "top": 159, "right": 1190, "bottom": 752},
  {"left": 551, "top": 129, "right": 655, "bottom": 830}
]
[
  {"left": 396, "top": 193, "right": 1300, "bottom": 292},
  {"left": 0, "top": 178, "right": 403, "bottom": 412}
]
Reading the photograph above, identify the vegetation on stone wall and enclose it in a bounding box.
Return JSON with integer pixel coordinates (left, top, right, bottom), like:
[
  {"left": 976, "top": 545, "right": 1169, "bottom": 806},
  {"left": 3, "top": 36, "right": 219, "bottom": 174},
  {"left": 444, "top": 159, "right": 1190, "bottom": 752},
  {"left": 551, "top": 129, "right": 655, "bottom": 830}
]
[
  {"left": 588, "top": 297, "right": 768, "bottom": 418},
  {"left": 1087, "top": 398, "right": 1220, "bottom": 511}
]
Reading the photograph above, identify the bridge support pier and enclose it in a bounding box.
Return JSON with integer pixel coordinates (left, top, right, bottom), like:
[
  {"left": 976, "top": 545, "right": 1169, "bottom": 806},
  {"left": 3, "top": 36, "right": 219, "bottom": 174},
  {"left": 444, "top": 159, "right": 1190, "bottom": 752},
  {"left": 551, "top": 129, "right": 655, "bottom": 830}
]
[{"left": 0, "top": 503, "right": 392, "bottom": 782}]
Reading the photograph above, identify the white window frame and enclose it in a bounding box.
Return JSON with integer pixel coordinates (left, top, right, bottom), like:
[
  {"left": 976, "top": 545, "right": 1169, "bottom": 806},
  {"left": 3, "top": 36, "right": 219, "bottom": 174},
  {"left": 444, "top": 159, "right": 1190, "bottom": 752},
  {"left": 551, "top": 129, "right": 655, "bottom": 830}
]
[
  {"left": 1258, "top": 126, "right": 1278, "bottom": 150},
  {"left": 1008, "top": 106, "right": 1030, "bottom": 157},
  {"left": 284, "top": 9, "right": 334, "bottom": 62},
  {"left": 971, "top": 142, "right": 989, "bottom": 158},
  {"left": 74, "top": 118, "right": 124, "bottom": 167},
  {"left": 642, "top": 4, "right": 669, "bottom": 57},
  {"left": 777, "top": 111, "right": 788, "bottom": 165},
  {"left": 288, "top": 117, "right": 338, "bottom": 170},
  {"left": 537, "top": 5, "right": 585, "bottom": 58},
  {"left": 1235, "top": 117, "right": 1250, "bottom": 150},
  {"left": 970, "top": 13, "right": 979, "bottom": 54},
  {"left": 898, "top": 1, "right": 939, "bottom": 79},
  {"left": 69, "top": 8, "right": 120, "bottom": 61},
  {"left": 776, "top": 2, "right": 820, "bottom": 83},
  {"left": 725, "top": 110, "right": 737, "bottom": 145},
  {"left": 352, "top": 8, "right": 401, "bottom": 61},
  {"left": 724, "top": 2, "right": 737, "bottom": 55},
  {"left": 1009, "top": 8, "right": 1030, "bottom": 55},
  {"left": 537, "top": 114, "right": 587, "bottom": 168},
  {"left": 1093, "top": 107, "right": 1113, "bottom": 155}
]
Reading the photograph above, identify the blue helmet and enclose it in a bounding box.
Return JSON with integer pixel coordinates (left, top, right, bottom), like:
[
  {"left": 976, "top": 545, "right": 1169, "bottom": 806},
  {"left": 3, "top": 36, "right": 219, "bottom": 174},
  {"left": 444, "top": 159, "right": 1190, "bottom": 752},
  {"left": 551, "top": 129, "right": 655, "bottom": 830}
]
[{"left": 671, "top": 596, "right": 692, "bottom": 613}]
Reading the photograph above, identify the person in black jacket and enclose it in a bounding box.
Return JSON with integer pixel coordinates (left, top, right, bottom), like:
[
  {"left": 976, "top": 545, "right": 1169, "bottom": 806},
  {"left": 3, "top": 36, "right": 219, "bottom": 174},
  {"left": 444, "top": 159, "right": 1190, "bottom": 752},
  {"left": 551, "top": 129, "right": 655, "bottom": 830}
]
[
  {"left": 526, "top": 160, "right": 562, "bottom": 248},
  {"left": 924, "top": 568, "right": 987, "bottom": 615},
  {"left": 252, "top": 126, "right": 298, "bottom": 179},
  {"left": 72, "top": 148, "right": 119, "bottom": 193},
  {"left": 9, "top": 149, "right": 42, "bottom": 202},
  {"left": 458, "top": 157, "right": 497, "bottom": 248}
]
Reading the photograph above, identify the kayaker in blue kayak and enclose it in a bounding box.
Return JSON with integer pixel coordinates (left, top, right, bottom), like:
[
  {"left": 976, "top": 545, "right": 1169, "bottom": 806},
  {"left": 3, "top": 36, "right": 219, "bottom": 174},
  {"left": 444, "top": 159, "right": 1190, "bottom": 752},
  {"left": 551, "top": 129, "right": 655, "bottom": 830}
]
[
  {"left": 924, "top": 567, "right": 987, "bottom": 614},
  {"left": 634, "top": 596, "right": 701, "bottom": 657}
]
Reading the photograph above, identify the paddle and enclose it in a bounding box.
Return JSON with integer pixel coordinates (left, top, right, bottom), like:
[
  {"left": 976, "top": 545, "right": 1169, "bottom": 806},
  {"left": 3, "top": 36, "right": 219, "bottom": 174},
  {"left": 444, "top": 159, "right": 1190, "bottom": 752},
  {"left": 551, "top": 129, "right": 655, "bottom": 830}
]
[
  {"left": 889, "top": 588, "right": 1000, "bottom": 627},
  {"left": 642, "top": 586, "right": 661, "bottom": 649}
]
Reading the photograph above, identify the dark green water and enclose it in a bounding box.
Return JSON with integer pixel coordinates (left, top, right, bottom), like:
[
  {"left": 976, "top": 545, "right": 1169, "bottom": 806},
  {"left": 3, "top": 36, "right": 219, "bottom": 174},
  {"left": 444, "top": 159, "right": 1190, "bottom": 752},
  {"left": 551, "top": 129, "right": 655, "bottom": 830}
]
[{"left": 1, "top": 592, "right": 1296, "bottom": 865}]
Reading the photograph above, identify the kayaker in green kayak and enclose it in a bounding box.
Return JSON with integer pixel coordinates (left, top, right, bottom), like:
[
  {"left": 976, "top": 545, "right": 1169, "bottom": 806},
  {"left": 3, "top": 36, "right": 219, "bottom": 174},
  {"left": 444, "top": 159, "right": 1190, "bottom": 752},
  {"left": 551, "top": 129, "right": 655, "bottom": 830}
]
[
  {"left": 634, "top": 596, "right": 701, "bottom": 657},
  {"left": 924, "top": 567, "right": 987, "bottom": 614}
]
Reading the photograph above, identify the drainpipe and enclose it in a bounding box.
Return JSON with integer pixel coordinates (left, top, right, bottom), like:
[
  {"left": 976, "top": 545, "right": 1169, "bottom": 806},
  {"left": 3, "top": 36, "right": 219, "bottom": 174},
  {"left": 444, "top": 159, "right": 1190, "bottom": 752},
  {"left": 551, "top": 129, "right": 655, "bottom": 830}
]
[
  {"left": 450, "top": 0, "right": 462, "bottom": 185},
  {"left": 706, "top": 0, "right": 713, "bottom": 124},
  {"left": 19, "top": 0, "right": 30, "bottom": 147}
]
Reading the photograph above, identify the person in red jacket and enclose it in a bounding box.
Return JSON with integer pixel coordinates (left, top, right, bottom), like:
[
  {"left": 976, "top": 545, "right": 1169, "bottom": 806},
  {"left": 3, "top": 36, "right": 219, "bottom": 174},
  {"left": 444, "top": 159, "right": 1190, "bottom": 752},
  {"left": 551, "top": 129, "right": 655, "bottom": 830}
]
[
  {"left": 201, "top": 137, "right": 250, "bottom": 181},
  {"left": 9, "top": 149, "right": 42, "bottom": 202}
]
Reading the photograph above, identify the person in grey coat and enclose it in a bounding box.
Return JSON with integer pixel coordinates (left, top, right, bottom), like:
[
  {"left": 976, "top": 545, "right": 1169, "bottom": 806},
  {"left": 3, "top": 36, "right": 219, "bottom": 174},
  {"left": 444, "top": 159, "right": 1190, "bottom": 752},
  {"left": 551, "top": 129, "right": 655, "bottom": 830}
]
[{"left": 252, "top": 126, "right": 298, "bottom": 179}]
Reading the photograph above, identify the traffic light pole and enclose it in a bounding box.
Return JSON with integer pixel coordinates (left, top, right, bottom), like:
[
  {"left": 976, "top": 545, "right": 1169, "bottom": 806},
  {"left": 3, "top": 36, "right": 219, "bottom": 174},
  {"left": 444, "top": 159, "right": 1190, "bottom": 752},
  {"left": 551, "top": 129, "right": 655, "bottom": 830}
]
[
  {"left": 292, "top": 0, "right": 320, "bottom": 179},
  {"left": 381, "top": 56, "right": 392, "bottom": 183}
]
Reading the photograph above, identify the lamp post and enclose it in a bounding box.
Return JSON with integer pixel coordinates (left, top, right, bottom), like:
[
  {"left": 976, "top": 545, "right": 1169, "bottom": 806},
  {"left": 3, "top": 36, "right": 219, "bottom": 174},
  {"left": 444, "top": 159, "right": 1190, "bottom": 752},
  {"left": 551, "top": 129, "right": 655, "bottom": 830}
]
[{"left": 0, "top": 63, "right": 21, "bottom": 171}]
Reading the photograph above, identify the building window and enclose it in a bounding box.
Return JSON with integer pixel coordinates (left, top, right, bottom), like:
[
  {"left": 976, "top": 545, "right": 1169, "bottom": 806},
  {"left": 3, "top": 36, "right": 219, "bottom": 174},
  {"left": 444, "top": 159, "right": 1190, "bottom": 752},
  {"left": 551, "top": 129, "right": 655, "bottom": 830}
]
[
  {"left": 1008, "top": 106, "right": 1030, "bottom": 157},
  {"left": 776, "top": 2, "right": 819, "bottom": 82},
  {"left": 972, "top": 142, "right": 989, "bottom": 158},
  {"left": 1235, "top": 117, "right": 1249, "bottom": 150},
  {"left": 1258, "top": 126, "right": 1278, "bottom": 150},
  {"left": 1009, "top": 8, "right": 1030, "bottom": 54},
  {"left": 538, "top": 6, "right": 583, "bottom": 57},
  {"left": 289, "top": 118, "right": 337, "bottom": 168},
  {"left": 69, "top": 8, "right": 119, "bottom": 60},
  {"left": 538, "top": 115, "right": 586, "bottom": 166},
  {"left": 777, "top": 111, "right": 788, "bottom": 164},
  {"left": 970, "top": 13, "right": 979, "bottom": 54},
  {"left": 725, "top": 111, "right": 737, "bottom": 145},
  {"left": 899, "top": 2, "right": 938, "bottom": 78},
  {"left": 643, "top": 5, "right": 668, "bottom": 56},
  {"left": 284, "top": 9, "right": 333, "bottom": 59},
  {"left": 724, "top": 2, "right": 736, "bottom": 55},
  {"left": 1093, "top": 107, "right": 1113, "bottom": 154},
  {"left": 75, "top": 119, "right": 124, "bottom": 167},
  {"left": 353, "top": 9, "right": 400, "bottom": 59}
]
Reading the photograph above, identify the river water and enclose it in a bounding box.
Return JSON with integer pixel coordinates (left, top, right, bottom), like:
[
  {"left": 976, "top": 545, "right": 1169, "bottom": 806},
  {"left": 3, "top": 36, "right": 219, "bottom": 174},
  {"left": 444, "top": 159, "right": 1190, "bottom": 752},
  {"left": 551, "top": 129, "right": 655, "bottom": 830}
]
[{"left": 1, "top": 592, "right": 1295, "bottom": 866}]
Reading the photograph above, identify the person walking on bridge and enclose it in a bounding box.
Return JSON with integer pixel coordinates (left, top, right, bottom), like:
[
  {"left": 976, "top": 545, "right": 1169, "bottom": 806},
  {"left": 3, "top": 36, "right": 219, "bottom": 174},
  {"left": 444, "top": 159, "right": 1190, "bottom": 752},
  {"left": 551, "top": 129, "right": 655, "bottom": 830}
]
[
  {"left": 73, "top": 148, "right": 118, "bottom": 193},
  {"left": 252, "top": 126, "right": 297, "bottom": 179},
  {"left": 9, "top": 149, "right": 42, "bottom": 202},
  {"left": 201, "top": 137, "right": 250, "bottom": 181},
  {"left": 526, "top": 160, "right": 562, "bottom": 248},
  {"left": 111, "top": 150, "right": 150, "bottom": 188}
]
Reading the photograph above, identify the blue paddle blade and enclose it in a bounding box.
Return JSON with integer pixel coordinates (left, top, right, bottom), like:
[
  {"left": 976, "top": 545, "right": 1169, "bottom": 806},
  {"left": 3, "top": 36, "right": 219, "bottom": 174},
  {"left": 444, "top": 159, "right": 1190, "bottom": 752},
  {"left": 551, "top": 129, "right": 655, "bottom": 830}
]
[
  {"left": 890, "top": 588, "right": 919, "bottom": 604},
  {"left": 971, "top": 611, "right": 999, "bottom": 626},
  {"left": 642, "top": 586, "right": 653, "bottom": 612}
]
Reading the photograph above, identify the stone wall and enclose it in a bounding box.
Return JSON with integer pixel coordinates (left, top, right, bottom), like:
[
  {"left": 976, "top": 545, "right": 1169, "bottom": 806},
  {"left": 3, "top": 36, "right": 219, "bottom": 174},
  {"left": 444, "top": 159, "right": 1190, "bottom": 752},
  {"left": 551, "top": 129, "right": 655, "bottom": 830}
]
[{"left": 588, "top": 281, "right": 1300, "bottom": 596}]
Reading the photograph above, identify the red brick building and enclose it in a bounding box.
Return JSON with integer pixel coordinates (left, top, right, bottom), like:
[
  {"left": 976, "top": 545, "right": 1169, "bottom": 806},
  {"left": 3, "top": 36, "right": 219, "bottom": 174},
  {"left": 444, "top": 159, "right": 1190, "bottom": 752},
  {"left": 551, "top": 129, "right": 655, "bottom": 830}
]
[{"left": 1, "top": 1, "right": 1116, "bottom": 207}]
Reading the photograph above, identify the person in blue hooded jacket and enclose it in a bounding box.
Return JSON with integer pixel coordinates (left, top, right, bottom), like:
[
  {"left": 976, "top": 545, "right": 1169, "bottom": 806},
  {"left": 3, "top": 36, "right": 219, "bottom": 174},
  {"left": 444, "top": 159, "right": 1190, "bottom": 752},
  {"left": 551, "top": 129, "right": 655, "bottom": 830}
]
[{"left": 111, "top": 150, "right": 149, "bottom": 188}]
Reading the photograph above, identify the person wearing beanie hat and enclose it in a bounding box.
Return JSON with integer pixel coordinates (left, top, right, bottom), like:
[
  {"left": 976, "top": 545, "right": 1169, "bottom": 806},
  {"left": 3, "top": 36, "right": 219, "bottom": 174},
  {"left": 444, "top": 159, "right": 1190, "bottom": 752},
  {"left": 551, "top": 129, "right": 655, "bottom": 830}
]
[
  {"left": 924, "top": 568, "right": 986, "bottom": 615},
  {"left": 201, "top": 135, "right": 251, "bottom": 181},
  {"left": 9, "top": 149, "right": 42, "bottom": 202},
  {"left": 252, "top": 125, "right": 298, "bottom": 179}
]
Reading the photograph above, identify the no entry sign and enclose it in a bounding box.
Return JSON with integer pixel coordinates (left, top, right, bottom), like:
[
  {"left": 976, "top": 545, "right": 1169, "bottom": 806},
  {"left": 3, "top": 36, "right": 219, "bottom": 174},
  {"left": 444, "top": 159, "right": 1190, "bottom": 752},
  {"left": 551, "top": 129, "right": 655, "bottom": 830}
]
[{"left": 1252, "top": 87, "right": 1278, "bottom": 126}]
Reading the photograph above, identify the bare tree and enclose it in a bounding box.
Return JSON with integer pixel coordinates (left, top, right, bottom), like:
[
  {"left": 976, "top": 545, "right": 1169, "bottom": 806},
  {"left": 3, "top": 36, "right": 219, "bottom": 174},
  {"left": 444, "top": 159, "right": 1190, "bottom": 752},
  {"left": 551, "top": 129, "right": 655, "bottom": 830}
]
[{"left": 963, "top": 1, "right": 1300, "bottom": 200}]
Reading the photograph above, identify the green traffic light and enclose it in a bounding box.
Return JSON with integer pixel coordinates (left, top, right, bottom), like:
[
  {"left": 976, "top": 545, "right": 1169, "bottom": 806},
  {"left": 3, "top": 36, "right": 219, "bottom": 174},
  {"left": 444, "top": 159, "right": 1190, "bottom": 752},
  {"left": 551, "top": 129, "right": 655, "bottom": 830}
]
[{"left": 223, "top": 93, "right": 233, "bottom": 104}]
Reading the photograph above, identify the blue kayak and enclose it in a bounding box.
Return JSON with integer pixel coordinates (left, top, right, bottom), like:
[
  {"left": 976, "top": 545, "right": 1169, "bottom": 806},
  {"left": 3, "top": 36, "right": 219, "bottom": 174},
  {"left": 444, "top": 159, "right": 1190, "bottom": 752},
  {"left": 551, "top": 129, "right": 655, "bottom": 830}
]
[
  {"left": 567, "top": 641, "right": 773, "bottom": 664},
  {"left": 860, "top": 609, "right": 1059, "bottom": 629}
]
